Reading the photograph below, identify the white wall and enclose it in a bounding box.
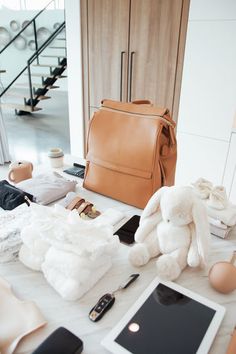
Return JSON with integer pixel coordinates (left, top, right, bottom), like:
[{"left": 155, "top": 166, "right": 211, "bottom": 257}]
[
  {"left": 175, "top": 0, "right": 236, "bottom": 189},
  {"left": 64, "top": 0, "right": 84, "bottom": 157}
]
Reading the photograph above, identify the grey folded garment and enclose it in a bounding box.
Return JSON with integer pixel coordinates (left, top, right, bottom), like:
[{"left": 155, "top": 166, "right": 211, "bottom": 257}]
[
  {"left": 0, "top": 204, "right": 32, "bottom": 263},
  {"left": 16, "top": 172, "right": 77, "bottom": 205}
]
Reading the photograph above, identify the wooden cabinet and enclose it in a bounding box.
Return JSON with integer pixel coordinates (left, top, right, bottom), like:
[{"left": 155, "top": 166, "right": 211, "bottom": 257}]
[
  {"left": 81, "top": 0, "right": 189, "bottom": 135},
  {"left": 128, "top": 0, "right": 183, "bottom": 109},
  {"left": 87, "top": 0, "right": 130, "bottom": 108}
]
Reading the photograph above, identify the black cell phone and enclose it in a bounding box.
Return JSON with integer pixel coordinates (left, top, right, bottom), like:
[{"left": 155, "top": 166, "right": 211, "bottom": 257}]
[
  {"left": 32, "top": 327, "right": 83, "bottom": 354},
  {"left": 114, "top": 215, "right": 140, "bottom": 245}
]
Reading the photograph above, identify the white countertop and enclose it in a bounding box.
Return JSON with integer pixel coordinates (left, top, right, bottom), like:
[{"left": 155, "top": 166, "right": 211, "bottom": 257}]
[{"left": 1, "top": 157, "right": 236, "bottom": 354}]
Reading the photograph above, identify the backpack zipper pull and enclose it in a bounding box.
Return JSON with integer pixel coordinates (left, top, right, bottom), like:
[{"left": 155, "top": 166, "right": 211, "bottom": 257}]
[{"left": 24, "top": 195, "right": 31, "bottom": 207}]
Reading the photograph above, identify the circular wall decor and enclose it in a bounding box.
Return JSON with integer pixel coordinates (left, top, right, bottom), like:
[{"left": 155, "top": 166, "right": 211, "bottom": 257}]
[
  {"left": 0, "top": 27, "right": 11, "bottom": 46},
  {"left": 22, "top": 20, "right": 34, "bottom": 36},
  {"left": 36, "top": 27, "right": 51, "bottom": 43},
  {"left": 28, "top": 39, "right": 36, "bottom": 51},
  {"left": 14, "top": 35, "right": 27, "bottom": 50},
  {"left": 10, "top": 20, "right": 20, "bottom": 32},
  {"left": 53, "top": 22, "right": 60, "bottom": 30}
]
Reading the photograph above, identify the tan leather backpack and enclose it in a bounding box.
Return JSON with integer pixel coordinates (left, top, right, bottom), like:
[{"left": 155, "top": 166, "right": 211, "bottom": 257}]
[{"left": 83, "top": 99, "right": 177, "bottom": 209}]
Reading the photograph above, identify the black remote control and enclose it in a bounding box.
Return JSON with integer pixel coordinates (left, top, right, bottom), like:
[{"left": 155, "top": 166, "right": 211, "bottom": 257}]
[{"left": 89, "top": 293, "right": 115, "bottom": 322}]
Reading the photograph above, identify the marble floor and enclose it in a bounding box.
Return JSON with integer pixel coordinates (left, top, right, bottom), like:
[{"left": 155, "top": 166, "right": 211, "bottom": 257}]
[{"left": 0, "top": 90, "right": 70, "bottom": 171}]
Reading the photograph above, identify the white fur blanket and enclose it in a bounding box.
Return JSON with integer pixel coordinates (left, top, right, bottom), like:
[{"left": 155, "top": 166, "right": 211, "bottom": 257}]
[{"left": 19, "top": 203, "right": 120, "bottom": 300}]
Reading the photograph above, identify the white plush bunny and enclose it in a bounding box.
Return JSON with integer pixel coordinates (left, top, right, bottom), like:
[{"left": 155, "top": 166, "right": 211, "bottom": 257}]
[{"left": 129, "top": 186, "right": 210, "bottom": 281}]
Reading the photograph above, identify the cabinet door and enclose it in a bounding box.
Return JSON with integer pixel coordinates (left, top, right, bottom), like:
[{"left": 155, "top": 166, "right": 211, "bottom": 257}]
[
  {"left": 87, "top": 0, "right": 130, "bottom": 107},
  {"left": 129, "top": 0, "right": 183, "bottom": 111}
]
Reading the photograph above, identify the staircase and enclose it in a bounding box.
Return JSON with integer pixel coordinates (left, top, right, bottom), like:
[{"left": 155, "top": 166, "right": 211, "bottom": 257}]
[{"left": 0, "top": 1, "right": 66, "bottom": 115}]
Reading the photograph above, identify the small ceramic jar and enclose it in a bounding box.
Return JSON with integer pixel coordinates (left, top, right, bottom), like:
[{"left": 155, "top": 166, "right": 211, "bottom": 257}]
[{"left": 48, "top": 148, "right": 64, "bottom": 168}]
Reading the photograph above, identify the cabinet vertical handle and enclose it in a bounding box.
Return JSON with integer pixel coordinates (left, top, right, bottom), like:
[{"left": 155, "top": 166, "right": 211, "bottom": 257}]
[
  {"left": 129, "top": 51, "right": 135, "bottom": 102},
  {"left": 120, "top": 51, "right": 125, "bottom": 101}
]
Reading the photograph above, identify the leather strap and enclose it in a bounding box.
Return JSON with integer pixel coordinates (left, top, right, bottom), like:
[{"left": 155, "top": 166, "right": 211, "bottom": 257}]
[
  {"left": 66, "top": 197, "right": 85, "bottom": 211},
  {"left": 76, "top": 201, "right": 93, "bottom": 215},
  {"left": 101, "top": 99, "right": 168, "bottom": 117}
]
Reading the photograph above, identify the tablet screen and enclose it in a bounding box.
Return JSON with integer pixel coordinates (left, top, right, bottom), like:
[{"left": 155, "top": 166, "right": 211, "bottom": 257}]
[{"left": 115, "top": 283, "right": 216, "bottom": 354}]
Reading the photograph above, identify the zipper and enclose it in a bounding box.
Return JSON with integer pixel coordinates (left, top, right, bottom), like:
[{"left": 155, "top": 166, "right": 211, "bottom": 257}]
[
  {"left": 101, "top": 105, "right": 174, "bottom": 127},
  {"left": 5, "top": 183, "right": 31, "bottom": 207}
]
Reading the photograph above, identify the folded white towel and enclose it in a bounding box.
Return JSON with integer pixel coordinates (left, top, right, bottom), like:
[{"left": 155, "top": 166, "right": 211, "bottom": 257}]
[
  {"left": 210, "top": 224, "right": 233, "bottom": 239},
  {"left": 21, "top": 226, "right": 50, "bottom": 257},
  {"left": 93, "top": 208, "right": 125, "bottom": 227},
  {"left": 58, "top": 193, "right": 126, "bottom": 228},
  {"left": 208, "top": 216, "right": 227, "bottom": 229},
  {"left": 19, "top": 244, "right": 44, "bottom": 271},
  {"left": 42, "top": 256, "right": 112, "bottom": 301},
  {"left": 42, "top": 247, "right": 111, "bottom": 281},
  {"left": 207, "top": 203, "right": 236, "bottom": 227}
]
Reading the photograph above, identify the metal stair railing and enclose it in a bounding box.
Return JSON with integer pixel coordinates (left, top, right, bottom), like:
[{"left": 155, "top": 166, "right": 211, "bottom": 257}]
[
  {"left": 27, "top": 22, "right": 66, "bottom": 111},
  {"left": 0, "top": 0, "right": 65, "bottom": 102}
]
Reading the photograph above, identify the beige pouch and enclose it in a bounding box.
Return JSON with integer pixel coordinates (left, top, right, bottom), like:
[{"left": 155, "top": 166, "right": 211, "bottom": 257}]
[{"left": 0, "top": 276, "right": 46, "bottom": 354}]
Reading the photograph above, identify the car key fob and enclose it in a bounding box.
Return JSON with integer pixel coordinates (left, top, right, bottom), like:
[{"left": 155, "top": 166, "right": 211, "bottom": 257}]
[{"left": 89, "top": 293, "right": 115, "bottom": 322}]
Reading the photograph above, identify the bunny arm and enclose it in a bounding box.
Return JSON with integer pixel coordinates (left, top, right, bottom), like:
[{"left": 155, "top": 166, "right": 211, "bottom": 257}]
[
  {"left": 187, "top": 222, "right": 201, "bottom": 268},
  {"left": 135, "top": 213, "right": 162, "bottom": 243},
  {"left": 191, "top": 198, "right": 210, "bottom": 267},
  {"left": 135, "top": 187, "right": 167, "bottom": 243},
  {"left": 129, "top": 229, "right": 161, "bottom": 267}
]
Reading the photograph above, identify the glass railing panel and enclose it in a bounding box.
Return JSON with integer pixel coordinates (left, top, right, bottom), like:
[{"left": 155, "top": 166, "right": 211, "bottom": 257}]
[
  {"left": 0, "top": 24, "right": 36, "bottom": 96},
  {"left": 0, "top": 0, "right": 65, "bottom": 97},
  {"left": 34, "top": 2, "right": 65, "bottom": 51}
]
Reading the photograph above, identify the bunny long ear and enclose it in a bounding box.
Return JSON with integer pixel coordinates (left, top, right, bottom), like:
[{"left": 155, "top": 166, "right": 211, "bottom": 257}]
[
  {"left": 191, "top": 198, "right": 210, "bottom": 267},
  {"left": 135, "top": 187, "right": 168, "bottom": 243},
  {"left": 140, "top": 186, "right": 168, "bottom": 222}
]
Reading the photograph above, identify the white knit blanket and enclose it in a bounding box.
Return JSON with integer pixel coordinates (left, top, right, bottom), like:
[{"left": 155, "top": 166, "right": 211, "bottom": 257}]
[{"left": 0, "top": 204, "right": 31, "bottom": 262}]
